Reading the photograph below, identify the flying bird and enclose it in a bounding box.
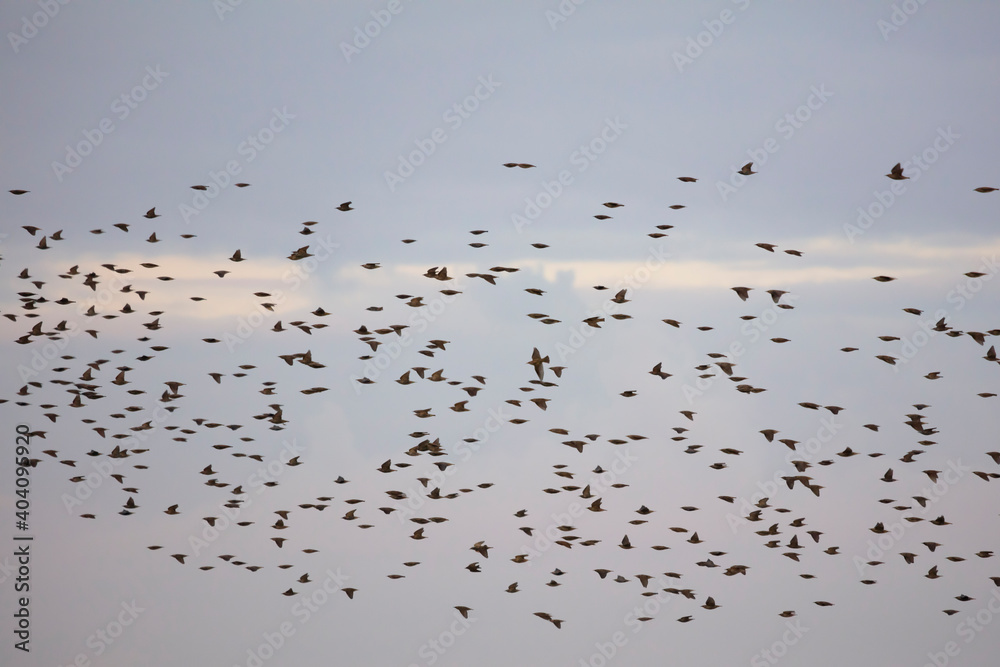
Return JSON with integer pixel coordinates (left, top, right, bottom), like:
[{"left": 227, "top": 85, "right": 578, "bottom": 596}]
[{"left": 886, "top": 163, "right": 908, "bottom": 180}]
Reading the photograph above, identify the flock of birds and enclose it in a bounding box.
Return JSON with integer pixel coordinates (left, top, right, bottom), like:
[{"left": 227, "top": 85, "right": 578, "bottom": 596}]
[{"left": 3, "top": 161, "right": 999, "bottom": 637}]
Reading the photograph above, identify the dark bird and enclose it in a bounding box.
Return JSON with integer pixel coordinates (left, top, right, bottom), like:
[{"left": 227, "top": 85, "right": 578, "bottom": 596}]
[{"left": 886, "top": 163, "right": 908, "bottom": 180}]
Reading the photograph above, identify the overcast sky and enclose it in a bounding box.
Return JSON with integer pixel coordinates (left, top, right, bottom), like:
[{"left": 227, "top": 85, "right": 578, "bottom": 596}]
[{"left": 2, "top": 2, "right": 1000, "bottom": 666}]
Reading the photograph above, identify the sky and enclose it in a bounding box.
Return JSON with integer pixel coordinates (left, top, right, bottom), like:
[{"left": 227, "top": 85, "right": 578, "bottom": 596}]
[{"left": 2, "top": 2, "right": 1000, "bottom": 666}]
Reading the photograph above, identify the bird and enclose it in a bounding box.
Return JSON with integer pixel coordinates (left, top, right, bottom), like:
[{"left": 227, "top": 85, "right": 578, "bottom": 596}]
[
  {"left": 886, "top": 163, "right": 908, "bottom": 180},
  {"left": 6, "top": 123, "right": 999, "bottom": 651},
  {"left": 611, "top": 289, "right": 630, "bottom": 304},
  {"left": 731, "top": 286, "right": 752, "bottom": 301},
  {"left": 649, "top": 363, "right": 671, "bottom": 379},
  {"left": 533, "top": 612, "right": 563, "bottom": 628},
  {"left": 766, "top": 289, "right": 788, "bottom": 303},
  {"left": 527, "top": 347, "right": 549, "bottom": 381}
]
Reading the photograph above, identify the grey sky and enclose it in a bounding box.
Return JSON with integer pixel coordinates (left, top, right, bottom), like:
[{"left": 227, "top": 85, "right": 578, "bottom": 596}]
[{"left": 2, "top": 2, "right": 1000, "bottom": 666}]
